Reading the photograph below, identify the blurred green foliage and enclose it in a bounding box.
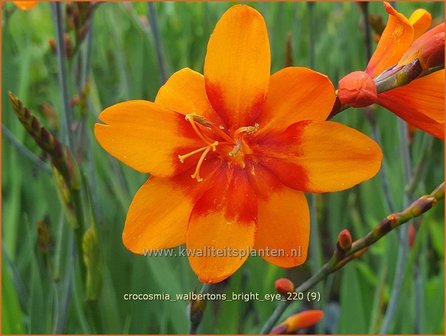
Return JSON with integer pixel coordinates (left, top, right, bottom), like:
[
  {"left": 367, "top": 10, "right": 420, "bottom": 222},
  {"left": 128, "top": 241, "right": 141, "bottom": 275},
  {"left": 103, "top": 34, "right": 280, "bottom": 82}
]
[{"left": 2, "top": 1, "right": 444, "bottom": 334}]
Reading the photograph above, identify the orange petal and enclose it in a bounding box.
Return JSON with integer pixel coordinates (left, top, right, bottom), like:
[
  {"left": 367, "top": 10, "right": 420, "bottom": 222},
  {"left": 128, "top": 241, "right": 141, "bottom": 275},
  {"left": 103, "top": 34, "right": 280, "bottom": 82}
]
[
  {"left": 187, "top": 166, "right": 256, "bottom": 283},
  {"left": 271, "top": 310, "right": 324, "bottom": 334},
  {"left": 398, "top": 23, "right": 445, "bottom": 70},
  {"left": 123, "top": 177, "right": 192, "bottom": 253},
  {"left": 286, "top": 310, "right": 324, "bottom": 332},
  {"left": 366, "top": 2, "right": 414, "bottom": 78},
  {"left": 254, "top": 121, "right": 382, "bottom": 193},
  {"left": 249, "top": 164, "right": 309, "bottom": 267},
  {"left": 94, "top": 100, "right": 202, "bottom": 176},
  {"left": 204, "top": 5, "right": 270, "bottom": 129},
  {"left": 256, "top": 67, "right": 336, "bottom": 137},
  {"left": 378, "top": 70, "right": 445, "bottom": 139},
  {"left": 14, "top": 1, "right": 37, "bottom": 10},
  {"left": 155, "top": 67, "right": 224, "bottom": 126},
  {"left": 409, "top": 9, "right": 432, "bottom": 40},
  {"left": 123, "top": 161, "right": 221, "bottom": 254}
]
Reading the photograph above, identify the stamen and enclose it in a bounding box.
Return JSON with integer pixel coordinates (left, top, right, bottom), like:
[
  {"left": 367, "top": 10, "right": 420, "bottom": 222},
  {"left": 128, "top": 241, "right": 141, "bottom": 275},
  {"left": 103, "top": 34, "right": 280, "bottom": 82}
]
[
  {"left": 190, "top": 146, "right": 211, "bottom": 182},
  {"left": 185, "top": 114, "right": 215, "bottom": 145},
  {"left": 229, "top": 140, "right": 242, "bottom": 157},
  {"left": 186, "top": 113, "right": 234, "bottom": 144},
  {"left": 233, "top": 123, "right": 259, "bottom": 137},
  {"left": 178, "top": 141, "right": 218, "bottom": 182},
  {"left": 178, "top": 141, "right": 218, "bottom": 163}
]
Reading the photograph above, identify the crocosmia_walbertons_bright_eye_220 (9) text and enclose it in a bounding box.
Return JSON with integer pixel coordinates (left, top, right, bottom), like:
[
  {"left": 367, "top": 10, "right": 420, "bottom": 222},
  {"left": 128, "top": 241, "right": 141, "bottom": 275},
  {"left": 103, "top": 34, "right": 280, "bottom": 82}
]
[{"left": 94, "top": 5, "right": 382, "bottom": 283}]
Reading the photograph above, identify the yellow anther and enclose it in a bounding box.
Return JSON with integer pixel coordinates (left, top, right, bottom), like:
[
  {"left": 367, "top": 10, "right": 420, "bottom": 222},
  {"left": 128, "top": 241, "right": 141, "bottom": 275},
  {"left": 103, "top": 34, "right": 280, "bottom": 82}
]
[
  {"left": 229, "top": 140, "right": 242, "bottom": 157},
  {"left": 185, "top": 113, "right": 234, "bottom": 144},
  {"left": 185, "top": 114, "right": 215, "bottom": 145},
  {"left": 233, "top": 123, "right": 260, "bottom": 137}
]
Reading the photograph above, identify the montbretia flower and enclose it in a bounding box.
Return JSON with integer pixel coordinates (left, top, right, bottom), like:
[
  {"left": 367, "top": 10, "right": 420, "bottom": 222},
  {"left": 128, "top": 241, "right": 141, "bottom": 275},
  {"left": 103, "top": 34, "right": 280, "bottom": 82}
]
[
  {"left": 338, "top": 2, "right": 444, "bottom": 139},
  {"left": 95, "top": 5, "right": 382, "bottom": 283},
  {"left": 13, "top": 1, "right": 37, "bottom": 10}
]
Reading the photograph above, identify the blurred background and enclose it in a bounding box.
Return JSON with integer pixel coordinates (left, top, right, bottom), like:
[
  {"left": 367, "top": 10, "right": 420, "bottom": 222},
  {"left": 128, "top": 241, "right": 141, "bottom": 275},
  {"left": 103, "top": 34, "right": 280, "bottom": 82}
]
[{"left": 2, "top": 1, "right": 444, "bottom": 334}]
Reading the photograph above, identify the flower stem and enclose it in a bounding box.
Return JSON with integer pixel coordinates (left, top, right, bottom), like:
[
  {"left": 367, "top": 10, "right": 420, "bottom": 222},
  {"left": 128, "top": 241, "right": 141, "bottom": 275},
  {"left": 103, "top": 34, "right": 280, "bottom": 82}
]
[
  {"left": 379, "top": 121, "right": 412, "bottom": 333},
  {"left": 51, "top": 2, "right": 75, "bottom": 152},
  {"left": 188, "top": 283, "right": 213, "bottom": 334},
  {"left": 2, "top": 123, "right": 51, "bottom": 174},
  {"left": 147, "top": 2, "right": 168, "bottom": 83},
  {"left": 359, "top": 2, "right": 396, "bottom": 214},
  {"left": 260, "top": 182, "right": 444, "bottom": 334},
  {"left": 307, "top": 2, "right": 315, "bottom": 69}
]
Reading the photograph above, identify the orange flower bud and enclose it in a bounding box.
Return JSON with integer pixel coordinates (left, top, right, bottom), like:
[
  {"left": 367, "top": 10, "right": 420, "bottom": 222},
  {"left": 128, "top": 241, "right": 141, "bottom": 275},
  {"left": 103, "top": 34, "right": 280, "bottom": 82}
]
[
  {"left": 275, "top": 278, "right": 295, "bottom": 296},
  {"left": 399, "top": 23, "right": 445, "bottom": 70},
  {"left": 337, "top": 71, "right": 378, "bottom": 107},
  {"left": 271, "top": 310, "right": 324, "bottom": 334},
  {"left": 14, "top": 1, "right": 37, "bottom": 10},
  {"left": 337, "top": 229, "right": 352, "bottom": 251}
]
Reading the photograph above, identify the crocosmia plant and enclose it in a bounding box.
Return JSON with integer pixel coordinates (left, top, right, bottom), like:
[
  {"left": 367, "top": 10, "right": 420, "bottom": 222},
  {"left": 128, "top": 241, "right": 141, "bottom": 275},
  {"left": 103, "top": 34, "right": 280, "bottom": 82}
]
[
  {"left": 95, "top": 5, "right": 382, "bottom": 283},
  {"left": 4, "top": 1, "right": 444, "bottom": 334}
]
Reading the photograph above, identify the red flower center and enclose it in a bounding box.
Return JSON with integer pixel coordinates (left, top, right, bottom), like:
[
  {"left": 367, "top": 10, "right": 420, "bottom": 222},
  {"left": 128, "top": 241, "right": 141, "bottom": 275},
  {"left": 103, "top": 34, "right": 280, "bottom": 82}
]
[{"left": 178, "top": 114, "right": 259, "bottom": 181}]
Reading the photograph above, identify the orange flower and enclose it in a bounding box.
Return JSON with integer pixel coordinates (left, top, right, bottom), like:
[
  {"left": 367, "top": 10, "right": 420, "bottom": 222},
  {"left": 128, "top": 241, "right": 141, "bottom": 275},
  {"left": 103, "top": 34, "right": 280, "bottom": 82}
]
[
  {"left": 13, "top": 1, "right": 37, "bottom": 10},
  {"left": 271, "top": 310, "right": 324, "bottom": 334},
  {"left": 95, "top": 5, "right": 382, "bottom": 283},
  {"left": 338, "top": 2, "right": 444, "bottom": 139}
]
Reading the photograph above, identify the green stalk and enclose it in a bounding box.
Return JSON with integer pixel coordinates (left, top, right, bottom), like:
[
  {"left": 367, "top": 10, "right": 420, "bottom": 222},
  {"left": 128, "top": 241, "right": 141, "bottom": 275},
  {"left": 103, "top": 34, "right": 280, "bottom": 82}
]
[
  {"left": 260, "top": 183, "right": 443, "bottom": 334},
  {"left": 2, "top": 124, "right": 51, "bottom": 174},
  {"left": 188, "top": 283, "right": 214, "bottom": 334},
  {"left": 147, "top": 2, "right": 168, "bottom": 83},
  {"left": 51, "top": 2, "right": 75, "bottom": 152},
  {"left": 359, "top": 3, "right": 396, "bottom": 213},
  {"left": 379, "top": 121, "right": 413, "bottom": 333}
]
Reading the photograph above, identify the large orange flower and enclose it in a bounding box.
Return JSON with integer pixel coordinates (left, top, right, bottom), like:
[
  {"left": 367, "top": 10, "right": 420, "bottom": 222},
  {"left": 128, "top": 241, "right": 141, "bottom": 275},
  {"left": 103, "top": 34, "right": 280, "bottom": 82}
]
[
  {"left": 338, "top": 2, "right": 444, "bottom": 139},
  {"left": 95, "top": 5, "right": 382, "bottom": 283}
]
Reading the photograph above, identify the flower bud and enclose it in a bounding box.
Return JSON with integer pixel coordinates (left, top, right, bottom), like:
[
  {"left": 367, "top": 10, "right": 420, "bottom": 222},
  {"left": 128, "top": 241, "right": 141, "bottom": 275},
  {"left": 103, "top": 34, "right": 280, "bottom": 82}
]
[
  {"left": 399, "top": 23, "right": 445, "bottom": 70},
  {"left": 337, "top": 71, "right": 378, "bottom": 107},
  {"left": 82, "top": 226, "right": 102, "bottom": 300},
  {"left": 274, "top": 278, "right": 295, "bottom": 296},
  {"left": 14, "top": 1, "right": 37, "bottom": 10},
  {"left": 188, "top": 296, "right": 207, "bottom": 331},
  {"left": 271, "top": 310, "right": 324, "bottom": 334},
  {"left": 337, "top": 229, "right": 352, "bottom": 251},
  {"left": 37, "top": 219, "right": 52, "bottom": 254}
]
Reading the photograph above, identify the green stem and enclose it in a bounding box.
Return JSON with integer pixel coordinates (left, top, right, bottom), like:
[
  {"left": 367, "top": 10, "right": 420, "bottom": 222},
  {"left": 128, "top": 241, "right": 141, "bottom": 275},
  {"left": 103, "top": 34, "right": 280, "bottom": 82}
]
[
  {"left": 51, "top": 2, "right": 75, "bottom": 152},
  {"left": 260, "top": 183, "right": 444, "bottom": 334},
  {"left": 2, "top": 124, "right": 51, "bottom": 174},
  {"left": 379, "top": 121, "right": 412, "bottom": 333},
  {"left": 307, "top": 2, "right": 315, "bottom": 69},
  {"left": 147, "top": 2, "right": 168, "bottom": 83},
  {"left": 188, "top": 283, "right": 214, "bottom": 334},
  {"left": 360, "top": 5, "right": 396, "bottom": 213}
]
